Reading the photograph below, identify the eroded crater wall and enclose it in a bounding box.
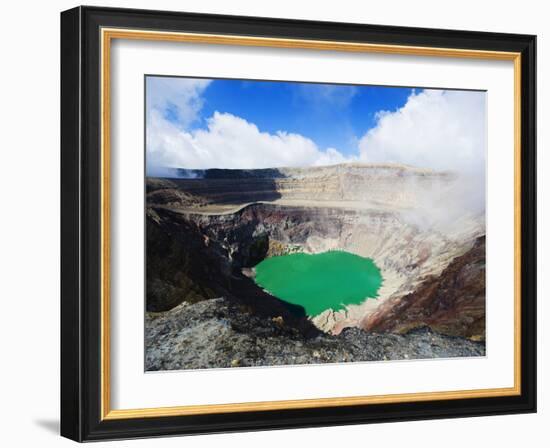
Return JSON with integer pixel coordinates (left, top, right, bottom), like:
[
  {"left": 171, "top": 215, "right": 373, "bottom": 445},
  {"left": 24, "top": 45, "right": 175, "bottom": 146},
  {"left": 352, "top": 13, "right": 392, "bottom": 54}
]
[{"left": 146, "top": 163, "right": 485, "bottom": 337}]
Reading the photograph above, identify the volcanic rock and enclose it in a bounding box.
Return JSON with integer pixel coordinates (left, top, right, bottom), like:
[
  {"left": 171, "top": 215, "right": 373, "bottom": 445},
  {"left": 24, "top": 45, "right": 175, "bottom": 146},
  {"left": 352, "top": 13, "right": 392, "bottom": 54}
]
[
  {"left": 363, "top": 235, "right": 486, "bottom": 340},
  {"left": 145, "top": 297, "right": 486, "bottom": 371}
]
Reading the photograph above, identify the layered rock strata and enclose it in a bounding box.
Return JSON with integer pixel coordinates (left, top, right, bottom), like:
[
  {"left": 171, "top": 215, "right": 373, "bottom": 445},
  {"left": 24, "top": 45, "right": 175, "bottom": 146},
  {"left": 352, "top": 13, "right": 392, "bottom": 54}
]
[{"left": 147, "top": 163, "right": 455, "bottom": 210}]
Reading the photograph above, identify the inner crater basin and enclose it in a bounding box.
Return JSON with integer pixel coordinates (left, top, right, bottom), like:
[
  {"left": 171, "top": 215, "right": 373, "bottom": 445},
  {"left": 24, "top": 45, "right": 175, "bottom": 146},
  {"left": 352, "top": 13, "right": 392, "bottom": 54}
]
[{"left": 253, "top": 251, "right": 383, "bottom": 317}]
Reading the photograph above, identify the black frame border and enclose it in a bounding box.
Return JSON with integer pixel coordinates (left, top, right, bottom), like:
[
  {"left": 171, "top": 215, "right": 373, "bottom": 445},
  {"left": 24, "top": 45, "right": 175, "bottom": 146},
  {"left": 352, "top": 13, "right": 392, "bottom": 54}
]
[{"left": 61, "top": 6, "right": 536, "bottom": 442}]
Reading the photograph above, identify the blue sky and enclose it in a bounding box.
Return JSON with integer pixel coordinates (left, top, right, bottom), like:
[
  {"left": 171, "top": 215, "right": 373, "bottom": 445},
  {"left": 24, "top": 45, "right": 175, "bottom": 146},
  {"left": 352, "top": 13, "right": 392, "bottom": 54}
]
[
  {"left": 195, "top": 80, "right": 414, "bottom": 156},
  {"left": 160, "top": 78, "right": 414, "bottom": 158},
  {"left": 146, "top": 75, "right": 485, "bottom": 176}
]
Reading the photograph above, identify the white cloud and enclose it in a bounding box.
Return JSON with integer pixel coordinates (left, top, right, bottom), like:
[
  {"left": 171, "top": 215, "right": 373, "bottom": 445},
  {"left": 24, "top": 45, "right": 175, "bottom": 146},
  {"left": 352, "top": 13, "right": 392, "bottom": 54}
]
[
  {"left": 358, "top": 89, "right": 487, "bottom": 219},
  {"left": 358, "top": 89, "right": 486, "bottom": 175},
  {"left": 146, "top": 77, "right": 211, "bottom": 129},
  {"left": 146, "top": 77, "right": 353, "bottom": 175},
  {"left": 147, "top": 111, "right": 350, "bottom": 174}
]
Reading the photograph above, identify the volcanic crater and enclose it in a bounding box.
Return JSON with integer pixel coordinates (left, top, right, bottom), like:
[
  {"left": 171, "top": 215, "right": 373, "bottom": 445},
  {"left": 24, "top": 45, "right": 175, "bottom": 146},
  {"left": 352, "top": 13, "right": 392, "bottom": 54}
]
[{"left": 145, "top": 163, "right": 486, "bottom": 370}]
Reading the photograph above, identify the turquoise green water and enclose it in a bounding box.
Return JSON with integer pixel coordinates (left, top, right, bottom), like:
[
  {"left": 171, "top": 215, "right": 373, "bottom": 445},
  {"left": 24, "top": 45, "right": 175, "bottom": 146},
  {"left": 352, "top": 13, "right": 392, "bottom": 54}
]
[{"left": 254, "top": 251, "right": 382, "bottom": 317}]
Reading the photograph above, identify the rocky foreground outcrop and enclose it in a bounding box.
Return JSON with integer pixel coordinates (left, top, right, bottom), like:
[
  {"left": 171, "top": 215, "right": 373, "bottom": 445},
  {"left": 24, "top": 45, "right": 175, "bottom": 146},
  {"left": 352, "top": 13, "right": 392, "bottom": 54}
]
[{"left": 146, "top": 297, "right": 485, "bottom": 371}]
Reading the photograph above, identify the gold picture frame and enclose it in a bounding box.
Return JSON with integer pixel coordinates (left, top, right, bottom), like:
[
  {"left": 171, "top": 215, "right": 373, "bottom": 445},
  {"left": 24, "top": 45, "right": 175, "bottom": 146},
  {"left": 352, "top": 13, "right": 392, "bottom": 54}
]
[{"left": 61, "top": 6, "right": 536, "bottom": 441}]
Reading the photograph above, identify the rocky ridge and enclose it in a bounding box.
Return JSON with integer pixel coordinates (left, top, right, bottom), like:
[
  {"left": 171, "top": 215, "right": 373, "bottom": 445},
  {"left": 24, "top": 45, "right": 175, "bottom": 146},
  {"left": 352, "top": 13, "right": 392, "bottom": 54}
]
[
  {"left": 147, "top": 163, "right": 455, "bottom": 210},
  {"left": 146, "top": 297, "right": 486, "bottom": 371}
]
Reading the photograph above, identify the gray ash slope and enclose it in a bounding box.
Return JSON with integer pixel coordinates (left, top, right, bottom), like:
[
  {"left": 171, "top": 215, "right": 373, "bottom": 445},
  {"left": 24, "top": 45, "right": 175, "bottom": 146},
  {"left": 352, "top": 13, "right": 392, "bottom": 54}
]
[{"left": 146, "top": 297, "right": 485, "bottom": 371}]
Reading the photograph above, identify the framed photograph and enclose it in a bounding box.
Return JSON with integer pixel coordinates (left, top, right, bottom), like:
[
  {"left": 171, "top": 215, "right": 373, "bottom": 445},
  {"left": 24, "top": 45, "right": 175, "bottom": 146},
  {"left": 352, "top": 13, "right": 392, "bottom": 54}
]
[{"left": 60, "top": 6, "right": 536, "bottom": 441}]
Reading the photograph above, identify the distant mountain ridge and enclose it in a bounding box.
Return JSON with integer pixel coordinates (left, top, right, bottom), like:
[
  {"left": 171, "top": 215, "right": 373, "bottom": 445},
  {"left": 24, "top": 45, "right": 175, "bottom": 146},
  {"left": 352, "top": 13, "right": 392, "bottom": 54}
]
[{"left": 155, "top": 162, "right": 452, "bottom": 180}]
